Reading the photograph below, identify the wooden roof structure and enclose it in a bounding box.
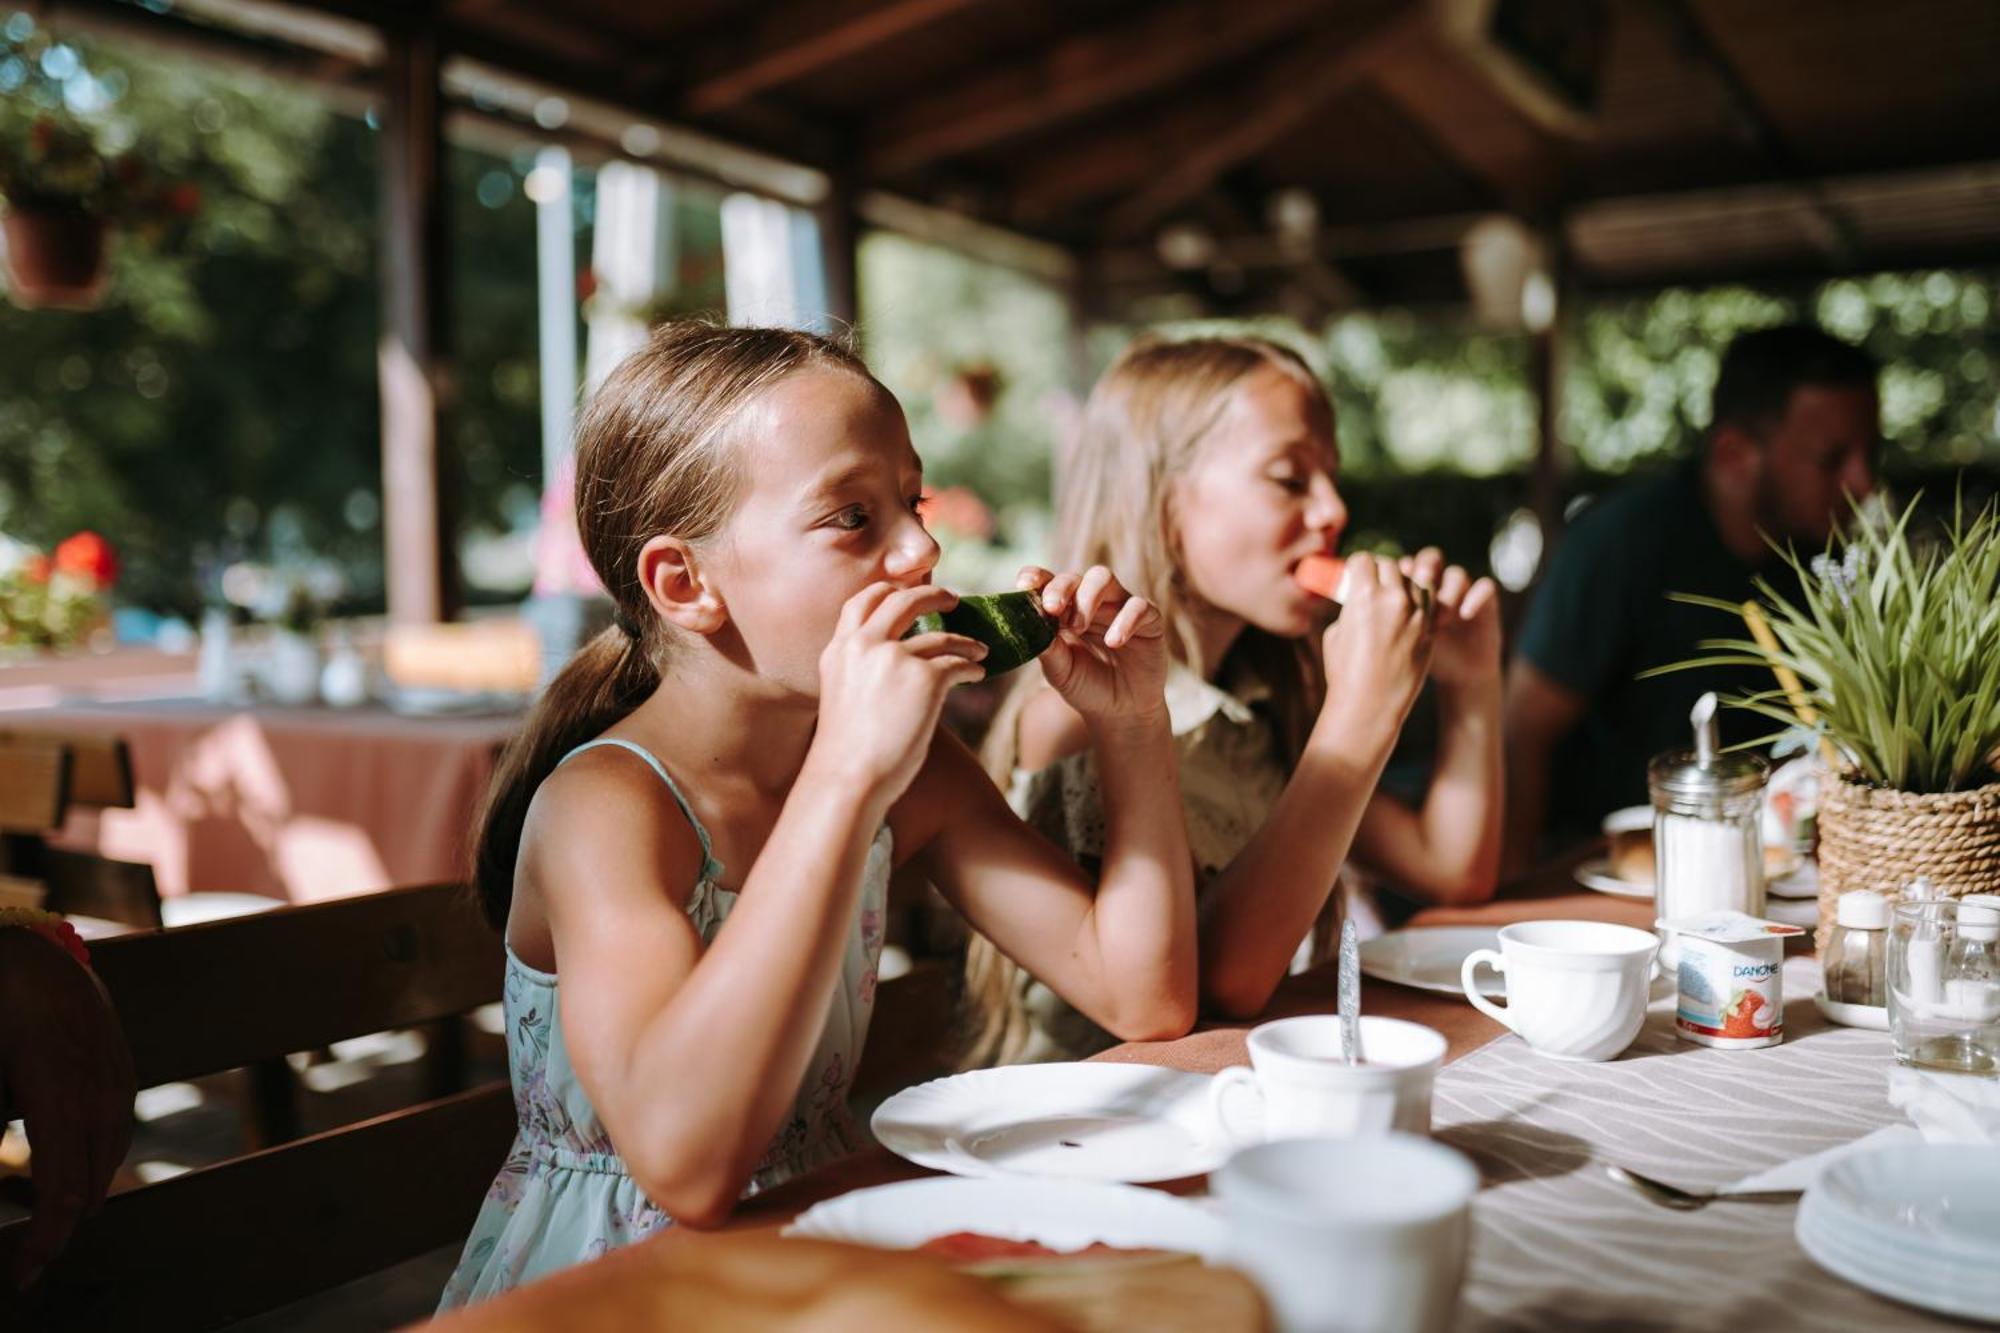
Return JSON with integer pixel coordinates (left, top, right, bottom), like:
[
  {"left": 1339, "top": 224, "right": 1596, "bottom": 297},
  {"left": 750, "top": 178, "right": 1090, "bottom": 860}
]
[
  {"left": 30, "top": 0, "right": 2000, "bottom": 620},
  {"left": 49, "top": 0, "right": 2000, "bottom": 313}
]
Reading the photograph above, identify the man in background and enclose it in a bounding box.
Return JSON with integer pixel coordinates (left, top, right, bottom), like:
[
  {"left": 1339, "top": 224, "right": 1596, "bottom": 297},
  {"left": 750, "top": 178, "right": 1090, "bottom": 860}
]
[{"left": 1503, "top": 325, "right": 1879, "bottom": 871}]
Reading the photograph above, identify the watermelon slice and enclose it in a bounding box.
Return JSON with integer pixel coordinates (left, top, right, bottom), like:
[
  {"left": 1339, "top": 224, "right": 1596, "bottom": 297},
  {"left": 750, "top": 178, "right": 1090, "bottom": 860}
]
[
  {"left": 908, "top": 590, "right": 1058, "bottom": 679},
  {"left": 1293, "top": 553, "right": 1349, "bottom": 602}
]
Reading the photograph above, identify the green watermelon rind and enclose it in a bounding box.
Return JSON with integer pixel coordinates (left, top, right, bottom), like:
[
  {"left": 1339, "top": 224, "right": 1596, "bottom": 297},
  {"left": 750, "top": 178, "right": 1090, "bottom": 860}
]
[{"left": 906, "top": 591, "right": 1058, "bottom": 679}]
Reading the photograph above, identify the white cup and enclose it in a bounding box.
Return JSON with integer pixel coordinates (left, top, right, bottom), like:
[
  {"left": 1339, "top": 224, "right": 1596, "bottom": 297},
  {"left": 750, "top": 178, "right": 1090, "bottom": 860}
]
[
  {"left": 1214, "top": 1134, "right": 1479, "bottom": 1333},
  {"left": 1208, "top": 1015, "right": 1446, "bottom": 1147},
  {"left": 1459, "top": 920, "right": 1660, "bottom": 1061}
]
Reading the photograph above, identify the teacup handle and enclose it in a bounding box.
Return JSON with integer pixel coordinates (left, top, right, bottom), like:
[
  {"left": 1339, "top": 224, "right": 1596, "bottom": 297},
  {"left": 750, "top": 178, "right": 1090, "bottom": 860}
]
[
  {"left": 1208, "top": 1066, "right": 1264, "bottom": 1146},
  {"left": 1461, "top": 948, "right": 1515, "bottom": 1030}
]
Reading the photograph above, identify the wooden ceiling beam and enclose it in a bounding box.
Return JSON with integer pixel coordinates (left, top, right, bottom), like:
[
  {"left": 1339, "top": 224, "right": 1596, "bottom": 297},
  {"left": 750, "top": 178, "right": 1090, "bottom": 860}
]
[
  {"left": 1366, "top": 28, "right": 1558, "bottom": 212},
  {"left": 680, "top": 0, "right": 987, "bottom": 115},
  {"left": 863, "top": 0, "right": 1339, "bottom": 178},
  {"left": 1104, "top": 9, "right": 1427, "bottom": 238},
  {"left": 1642, "top": 0, "right": 1859, "bottom": 264}
]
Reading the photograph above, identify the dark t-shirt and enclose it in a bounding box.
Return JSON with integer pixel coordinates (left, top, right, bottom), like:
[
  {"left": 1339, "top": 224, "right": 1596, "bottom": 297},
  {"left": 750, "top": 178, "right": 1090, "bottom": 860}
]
[{"left": 1515, "top": 464, "right": 1800, "bottom": 840}]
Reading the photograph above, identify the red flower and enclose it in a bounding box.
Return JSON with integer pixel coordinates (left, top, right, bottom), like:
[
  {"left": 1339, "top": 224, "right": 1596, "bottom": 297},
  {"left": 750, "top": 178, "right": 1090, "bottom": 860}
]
[
  {"left": 164, "top": 183, "right": 202, "bottom": 216},
  {"left": 53, "top": 531, "right": 118, "bottom": 588},
  {"left": 23, "top": 554, "right": 50, "bottom": 584},
  {"left": 576, "top": 267, "right": 599, "bottom": 303}
]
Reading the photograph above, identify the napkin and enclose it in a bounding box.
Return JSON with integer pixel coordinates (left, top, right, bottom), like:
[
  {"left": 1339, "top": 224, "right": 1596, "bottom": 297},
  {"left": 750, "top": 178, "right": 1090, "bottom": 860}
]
[
  {"left": 1723, "top": 1066, "right": 2000, "bottom": 1194},
  {"left": 1887, "top": 1065, "right": 2000, "bottom": 1144},
  {"left": 1722, "top": 1124, "right": 1919, "bottom": 1194}
]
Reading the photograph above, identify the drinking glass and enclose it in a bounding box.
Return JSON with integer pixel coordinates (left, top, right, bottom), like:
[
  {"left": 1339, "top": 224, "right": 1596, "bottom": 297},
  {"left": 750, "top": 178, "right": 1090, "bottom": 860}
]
[{"left": 1888, "top": 899, "right": 2000, "bottom": 1075}]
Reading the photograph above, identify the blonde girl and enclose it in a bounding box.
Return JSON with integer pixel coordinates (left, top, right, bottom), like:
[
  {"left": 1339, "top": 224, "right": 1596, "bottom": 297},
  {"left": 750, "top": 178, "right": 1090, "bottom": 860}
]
[
  {"left": 966, "top": 335, "right": 1502, "bottom": 1065},
  {"left": 440, "top": 323, "right": 1195, "bottom": 1306}
]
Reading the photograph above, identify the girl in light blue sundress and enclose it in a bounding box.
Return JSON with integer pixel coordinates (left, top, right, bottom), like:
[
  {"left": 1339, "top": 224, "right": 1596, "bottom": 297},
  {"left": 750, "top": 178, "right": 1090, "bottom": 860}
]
[{"left": 438, "top": 323, "right": 1198, "bottom": 1310}]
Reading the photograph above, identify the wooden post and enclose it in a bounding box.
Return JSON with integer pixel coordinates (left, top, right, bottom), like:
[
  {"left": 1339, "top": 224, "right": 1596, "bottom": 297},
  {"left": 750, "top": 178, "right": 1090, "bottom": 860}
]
[
  {"left": 1529, "top": 228, "right": 1568, "bottom": 550},
  {"left": 378, "top": 18, "right": 458, "bottom": 625},
  {"left": 814, "top": 168, "right": 861, "bottom": 337}
]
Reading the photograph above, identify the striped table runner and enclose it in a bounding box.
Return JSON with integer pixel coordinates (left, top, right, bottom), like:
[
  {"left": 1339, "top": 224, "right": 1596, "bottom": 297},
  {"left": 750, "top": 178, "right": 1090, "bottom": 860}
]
[{"left": 1436, "top": 956, "right": 1958, "bottom": 1330}]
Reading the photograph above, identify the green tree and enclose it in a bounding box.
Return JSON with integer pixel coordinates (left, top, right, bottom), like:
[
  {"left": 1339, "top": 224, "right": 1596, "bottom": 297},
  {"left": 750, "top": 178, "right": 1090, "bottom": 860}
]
[{"left": 0, "top": 13, "right": 545, "bottom": 618}]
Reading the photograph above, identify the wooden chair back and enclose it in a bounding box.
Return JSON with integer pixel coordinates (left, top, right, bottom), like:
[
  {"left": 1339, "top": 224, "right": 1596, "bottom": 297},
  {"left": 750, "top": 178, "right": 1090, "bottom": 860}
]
[
  {"left": 0, "top": 733, "right": 149, "bottom": 923},
  {"left": 852, "top": 958, "right": 962, "bottom": 1105},
  {"left": 0, "top": 882, "right": 513, "bottom": 1330},
  {"left": 0, "top": 738, "right": 70, "bottom": 835},
  {"left": 0, "top": 730, "right": 136, "bottom": 810}
]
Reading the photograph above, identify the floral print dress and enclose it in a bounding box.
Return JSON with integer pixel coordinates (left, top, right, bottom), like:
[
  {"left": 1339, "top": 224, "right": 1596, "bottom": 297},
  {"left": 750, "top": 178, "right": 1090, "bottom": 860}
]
[{"left": 438, "top": 738, "right": 889, "bottom": 1310}]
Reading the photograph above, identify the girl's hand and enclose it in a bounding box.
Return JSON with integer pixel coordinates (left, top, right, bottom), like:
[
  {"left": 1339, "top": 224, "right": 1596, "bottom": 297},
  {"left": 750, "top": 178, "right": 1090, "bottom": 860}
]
[
  {"left": 1401, "top": 547, "right": 1501, "bottom": 690},
  {"left": 812, "top": 583, "right": 988, "bottom": 802},
  {"left": 1319, "top": 551, "right": 1435, "bottom": 735},
  {"left": 1019, "top": 565, "right": 1168, "bottom": 726}
]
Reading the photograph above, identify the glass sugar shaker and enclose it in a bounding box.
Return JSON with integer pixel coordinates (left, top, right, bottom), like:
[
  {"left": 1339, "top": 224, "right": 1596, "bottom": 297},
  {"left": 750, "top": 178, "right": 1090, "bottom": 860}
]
[{"left": 1649, "top": 692, "right": 1770, "bottom": 929}]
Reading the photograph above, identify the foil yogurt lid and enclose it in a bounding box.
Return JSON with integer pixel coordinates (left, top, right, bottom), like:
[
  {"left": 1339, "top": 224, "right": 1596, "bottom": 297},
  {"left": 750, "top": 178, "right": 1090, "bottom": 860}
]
[{"left": 1656, "top": 909, "right": 1805, "bottom": 943}]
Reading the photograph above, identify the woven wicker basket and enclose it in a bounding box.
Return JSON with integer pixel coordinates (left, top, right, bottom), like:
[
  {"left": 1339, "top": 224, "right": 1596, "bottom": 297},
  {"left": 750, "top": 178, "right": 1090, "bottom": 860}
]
[{"left": 1816, "top": 770, "right": 2000, "bottom": 949}]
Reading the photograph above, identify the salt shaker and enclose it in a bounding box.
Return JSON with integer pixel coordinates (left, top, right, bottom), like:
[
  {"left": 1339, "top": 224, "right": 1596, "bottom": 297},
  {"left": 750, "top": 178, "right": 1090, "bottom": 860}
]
[
  {"left": 1823, "top": 889, "right": 1889, "bottom": 1008},
  {"left": 1649, "top": 693, "right": 1769, "bottom": 954}
]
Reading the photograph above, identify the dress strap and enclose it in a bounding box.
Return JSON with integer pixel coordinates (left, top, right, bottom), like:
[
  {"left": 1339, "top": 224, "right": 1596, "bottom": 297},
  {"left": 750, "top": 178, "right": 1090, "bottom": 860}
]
[{"left": 557, "top": 738, "right": 726, "bottom": 883}]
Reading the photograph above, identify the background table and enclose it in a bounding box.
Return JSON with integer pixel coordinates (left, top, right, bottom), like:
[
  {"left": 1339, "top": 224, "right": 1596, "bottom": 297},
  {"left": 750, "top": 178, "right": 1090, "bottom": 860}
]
[{"left": 6, "top": 697, "right": 519, "bottom": 903}]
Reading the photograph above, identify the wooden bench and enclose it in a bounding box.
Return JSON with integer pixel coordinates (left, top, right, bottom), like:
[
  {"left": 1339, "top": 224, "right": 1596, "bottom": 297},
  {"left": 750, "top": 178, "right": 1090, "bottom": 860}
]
[{"left": 0, "top": 882, "right": 512, "bottom": 1331}]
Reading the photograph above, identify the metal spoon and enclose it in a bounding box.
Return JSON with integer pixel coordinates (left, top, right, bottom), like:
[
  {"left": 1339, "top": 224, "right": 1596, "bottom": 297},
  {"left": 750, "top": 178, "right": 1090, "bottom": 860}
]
[
  {"left": 1605, "top": 1164, "right": 1801, "bottom": 1210},
  {"left": 1339, "top": 917, "right": 1362, "bottom": 1066}
]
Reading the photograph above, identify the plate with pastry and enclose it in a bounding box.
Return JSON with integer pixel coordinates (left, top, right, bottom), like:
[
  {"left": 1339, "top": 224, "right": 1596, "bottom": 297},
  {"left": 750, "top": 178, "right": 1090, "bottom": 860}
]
[{"left": 787, "top": 1176, "right": 1266, "bottom": 1331}]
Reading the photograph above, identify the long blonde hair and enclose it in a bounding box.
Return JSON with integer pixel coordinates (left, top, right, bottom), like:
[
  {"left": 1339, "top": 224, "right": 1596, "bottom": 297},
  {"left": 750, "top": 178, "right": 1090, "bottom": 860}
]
[
  {"left": 962, "top": 335, "right": 1333, "bottom": 1064},
  {"left": 472, "top": 321, "right": 878, "bottom": 929}
]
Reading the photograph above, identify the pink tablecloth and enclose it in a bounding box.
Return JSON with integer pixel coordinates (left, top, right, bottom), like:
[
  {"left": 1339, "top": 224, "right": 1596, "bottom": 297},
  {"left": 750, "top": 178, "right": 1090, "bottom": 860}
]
[{"left": 8, "top": 698, "right": 520, "bottom": 903}]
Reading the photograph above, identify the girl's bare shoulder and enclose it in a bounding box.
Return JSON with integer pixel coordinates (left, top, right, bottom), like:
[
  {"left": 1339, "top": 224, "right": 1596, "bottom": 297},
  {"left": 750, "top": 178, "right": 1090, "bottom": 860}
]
[{"left": 521, "top": 745, "right": 710, "bottom": 906}]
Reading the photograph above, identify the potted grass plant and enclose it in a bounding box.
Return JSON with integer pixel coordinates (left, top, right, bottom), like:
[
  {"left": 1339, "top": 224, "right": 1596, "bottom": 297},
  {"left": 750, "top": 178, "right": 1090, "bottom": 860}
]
[{"left": 1657, "top": 493, "right": 2000, "bottom": 943}]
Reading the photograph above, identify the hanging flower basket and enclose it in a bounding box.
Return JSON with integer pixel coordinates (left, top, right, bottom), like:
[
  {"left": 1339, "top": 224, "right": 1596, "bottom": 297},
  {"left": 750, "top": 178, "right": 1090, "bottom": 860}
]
[{"left": 2, "top": 205, "right": 111, "bottom": 311}]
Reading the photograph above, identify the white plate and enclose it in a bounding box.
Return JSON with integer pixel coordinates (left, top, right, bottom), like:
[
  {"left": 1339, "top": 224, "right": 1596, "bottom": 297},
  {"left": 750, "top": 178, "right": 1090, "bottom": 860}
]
[
  {"left": 1576, "top": 857, "right": 1819, "bottom": 901},
  {"left": 1818, "top": 1143, "right": 2000, "bottom": 1261},
  {"left": 1574, "top": 858, "right": 1653, "bottom": 900},
  {"left": 1798, "top": 1205, "right": 2000, "bottom": 1324},
  {"left": 872, "top": 1063, "right": 1230, "bottom": 1184},
  {"left": 1812, "top": 991, "right": 1889, "bottom": 1031},
  {"left": 1358, "top": 926, "right": 1503, "bottom": 998},
  {"left": 784, "top": 1176, "right": 1226, "bottom": 1259},
  {"left": 1798, "top": 1146, "right": 2000, "bottom": 1324}
]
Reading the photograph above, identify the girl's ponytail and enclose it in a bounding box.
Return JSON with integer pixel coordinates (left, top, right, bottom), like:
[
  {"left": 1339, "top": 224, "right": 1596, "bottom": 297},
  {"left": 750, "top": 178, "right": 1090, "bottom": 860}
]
[{"left": 471, "top": 626, "right": 658, "bottom": 928}]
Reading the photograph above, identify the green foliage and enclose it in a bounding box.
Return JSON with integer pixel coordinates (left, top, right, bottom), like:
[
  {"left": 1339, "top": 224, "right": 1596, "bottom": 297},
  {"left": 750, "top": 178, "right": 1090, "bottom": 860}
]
[
  {"left": 859, "top": 232, "right": 1071, "bottom": 531},
  {"left": 0, "top": 19, "right": 382, "bottom": 619},
  {"left": 1567, "top": 277, "right": 2000, "bottom": 470},
  {"left": 0, "top": 14, "right": 544, "bottom": 618},
  {"left": 1649, "top": 494, "right": 2000, "bottom": 794}
]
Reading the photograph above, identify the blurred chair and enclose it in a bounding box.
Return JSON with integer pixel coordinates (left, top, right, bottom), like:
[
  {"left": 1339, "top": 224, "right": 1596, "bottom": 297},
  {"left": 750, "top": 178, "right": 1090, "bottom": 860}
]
[
  {"left": 0, "top": 881, "right": 510, "bottom": 1331},
  {"left": 0, "top": 731, "right": 278, "bottom": 932},
  {"left": 383, "top": 618, "right": 542, "bottom": 696}
]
